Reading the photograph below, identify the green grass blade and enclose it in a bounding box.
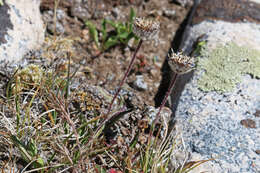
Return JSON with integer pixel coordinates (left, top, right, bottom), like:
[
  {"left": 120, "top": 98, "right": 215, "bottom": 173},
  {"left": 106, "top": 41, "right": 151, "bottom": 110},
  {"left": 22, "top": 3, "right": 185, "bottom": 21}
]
[
  {"left": 11, "top": 135, "right": 32, "bottom": 163},
  {"left": 129, "top": 8, "right": 136, "bottom": 23},
  {"left": 15, "top": 95, "right": 21, "bottom": 133},
  {"left": 85, "top": 21, "right": 100, "bottom": 48},
  {"left": 106, "top": 20, "right": 118, "bottom": 28},
  {"left": 104, "top": 36, "right": 118, "bottom": 50},
  {"left": 101, "top": 19, "right": 107, "bottom": 43}
]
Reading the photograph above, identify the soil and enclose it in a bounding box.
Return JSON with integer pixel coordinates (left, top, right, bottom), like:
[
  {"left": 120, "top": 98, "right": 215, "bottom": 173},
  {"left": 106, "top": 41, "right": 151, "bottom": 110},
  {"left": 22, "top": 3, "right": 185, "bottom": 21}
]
[{"left": 40, "top": 0, "right": 192, "bottom": 107}]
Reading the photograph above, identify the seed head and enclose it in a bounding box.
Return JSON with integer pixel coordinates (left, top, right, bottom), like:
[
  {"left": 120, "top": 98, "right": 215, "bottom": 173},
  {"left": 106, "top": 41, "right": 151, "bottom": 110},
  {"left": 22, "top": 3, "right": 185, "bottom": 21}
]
[
  {"left": 168, "top": 49, "right": 195, "bottom": 74},
  {"left": 132, "top": 17, "right": 160, "bottom": 41}
]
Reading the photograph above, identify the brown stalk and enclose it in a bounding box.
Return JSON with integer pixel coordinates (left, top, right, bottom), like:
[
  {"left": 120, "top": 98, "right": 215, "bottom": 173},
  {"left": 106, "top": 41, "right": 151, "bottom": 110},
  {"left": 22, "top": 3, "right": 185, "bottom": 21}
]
[
  {"left": 148, "top": 73, "right": 178, "bottom": 146},
  {"left": 105, "top": 39, "right": 143, "bottom": 117},
  {"left": 92, "top": 39, "right": 143, "bottom": 139},
  {"left": 48, "top": 92, "right": 83, "bottom": 168}
]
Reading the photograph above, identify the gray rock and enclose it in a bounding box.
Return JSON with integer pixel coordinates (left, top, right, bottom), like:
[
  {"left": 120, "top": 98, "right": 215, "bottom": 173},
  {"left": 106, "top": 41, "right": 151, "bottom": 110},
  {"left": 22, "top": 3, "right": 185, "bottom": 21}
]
[
  {"left": 250, "top": 0, "right": 260, "bottom": 3},
  {"left": 172, "top": 20, "right": 260, "bottom": 173},
  {"left": 172, "top": 0, "right": 193, "bottom": 7},
  {"left": 111, "top": 7, "right": 121, "bottom": 19},
  {"left": 182, "top": 21, "right": 260, "bottom": 53},
  {"left": 163, "top": 9, "right": 176, "bottom": 19},
  {"left": 0, "top": 0, "right": 44, "bottom": 62},
  {"left": 132, "top": 75, "right": 148, "bottom": 91},
  {"left": 56, "top": 9, "right": 66, "bottom": 20},
  {"left": 42, "top": 10, "right": 65, "bottom": 35},
  {"left": 70, "top": 2, "right": 91, "bottom": 21}
]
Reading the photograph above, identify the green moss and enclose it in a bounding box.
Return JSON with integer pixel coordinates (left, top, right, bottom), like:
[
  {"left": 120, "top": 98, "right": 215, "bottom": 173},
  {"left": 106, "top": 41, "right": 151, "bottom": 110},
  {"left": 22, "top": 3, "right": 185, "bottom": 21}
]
[{"left": 197, "top": 42, "right": 260, "bottom": 93}]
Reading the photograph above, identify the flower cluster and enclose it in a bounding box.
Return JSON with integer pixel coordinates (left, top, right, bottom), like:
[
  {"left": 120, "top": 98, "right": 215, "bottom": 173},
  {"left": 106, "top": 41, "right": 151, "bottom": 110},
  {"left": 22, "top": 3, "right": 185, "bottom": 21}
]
[
  {"left": 168, "top": 49, "right": 195, "bottom": 74},
  {"left": 132, "top": 17, "right": 160, "bottom": 41}
]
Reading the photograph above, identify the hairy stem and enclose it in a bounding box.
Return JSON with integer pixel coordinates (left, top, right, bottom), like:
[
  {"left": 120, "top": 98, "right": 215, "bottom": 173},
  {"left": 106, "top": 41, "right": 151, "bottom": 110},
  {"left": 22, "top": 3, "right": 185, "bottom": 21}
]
[
  {"left": 105, "top": 39, "right": 143, "bottom": 117},
  {"left": 148, "top": 72, "right": 178, "bottom": 140},
  {"left": 154, "top": 73, "right": 178, "bottom": 124},
  {"left": 91, "top": 39, "right": 143, "bottom": 142}
]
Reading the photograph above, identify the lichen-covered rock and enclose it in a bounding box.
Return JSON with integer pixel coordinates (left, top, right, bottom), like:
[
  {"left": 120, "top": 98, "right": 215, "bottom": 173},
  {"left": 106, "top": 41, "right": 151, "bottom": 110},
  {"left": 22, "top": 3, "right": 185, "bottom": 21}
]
[
  {"left": 197, "top": 42, "right": 260, "bottom": 93},
  {"left": 172, "top": 20, "right": 260, "bottom": 173},
  {"left": 0, "top": 0, "right": 44, "bottom": 62}
]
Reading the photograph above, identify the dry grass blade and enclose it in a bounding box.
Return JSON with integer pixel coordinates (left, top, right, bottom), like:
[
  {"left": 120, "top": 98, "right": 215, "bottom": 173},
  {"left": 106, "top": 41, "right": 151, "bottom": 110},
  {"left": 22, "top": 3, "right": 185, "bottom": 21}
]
[
  {"left": 47, "top": 91, "right": 83, "bottom": 166},
  {"left": 174, "top": 158, "right": 215, "bottom": 173}
]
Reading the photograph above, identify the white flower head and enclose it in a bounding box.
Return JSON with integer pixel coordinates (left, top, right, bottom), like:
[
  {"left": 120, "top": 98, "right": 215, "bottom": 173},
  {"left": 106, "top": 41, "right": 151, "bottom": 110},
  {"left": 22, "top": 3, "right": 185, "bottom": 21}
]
[
  {"left": 132, "top": 17, "right": 160, "bottom": 41},
  {"left": 168, "top": 49, "right": 195, "bottom": 74}
]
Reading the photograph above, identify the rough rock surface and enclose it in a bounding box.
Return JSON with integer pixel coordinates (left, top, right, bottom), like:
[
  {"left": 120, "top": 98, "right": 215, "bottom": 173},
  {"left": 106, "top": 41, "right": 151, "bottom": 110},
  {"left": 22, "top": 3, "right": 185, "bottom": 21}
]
[
  {"left": 0, "top": 0, "right": 44, "bottom": 62},
  {"left": 171, "top": 1, "right": 260, "bottom": 173},
  {"left": 132, "top": 75, "right": 148, "bottom": 91},
  {"left": 183, "top": 21, "right": 260, "bottom": 53},
  {"left": 192, "top": 0, "right": 260, "bottom": 25}
]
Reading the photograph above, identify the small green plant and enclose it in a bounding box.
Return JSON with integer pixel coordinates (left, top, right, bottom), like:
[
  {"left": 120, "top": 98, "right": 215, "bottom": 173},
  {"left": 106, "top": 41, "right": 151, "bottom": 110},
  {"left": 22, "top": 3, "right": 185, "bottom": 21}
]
[
  {"left": 11, "top": 135, "right": 45, "bottom": 170},
  {"left": 93, "top": 16, "right": 160, "bottom": 140},
  {"left": 85, "top": 8, "right": 137, "bottom": 51}
]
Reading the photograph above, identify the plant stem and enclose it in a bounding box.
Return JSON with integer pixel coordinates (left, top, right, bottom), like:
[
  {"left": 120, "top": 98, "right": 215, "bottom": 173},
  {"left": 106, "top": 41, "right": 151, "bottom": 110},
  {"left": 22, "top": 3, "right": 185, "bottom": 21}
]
[
  {"left": 91, "top": 39, "right": 143, "bottom": 142},
  {"left": 154, "top": 72, "right": 178, "bottom": 124},
  {"left": 105, "top": 39, "right": 143, "bottom": 117},
  {"left": 149, "top": 73, "right": 178, "bottom": 139}
]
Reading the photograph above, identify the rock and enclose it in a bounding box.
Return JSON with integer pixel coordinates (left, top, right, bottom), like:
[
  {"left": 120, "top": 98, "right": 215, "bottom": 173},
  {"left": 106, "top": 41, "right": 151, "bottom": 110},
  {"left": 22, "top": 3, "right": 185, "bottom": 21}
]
[
  {"left": 132, "top": 75, "right": 148, "bottom": 91},
  {"left": 111, "top": 7, "right": 120, "bottom": 19},
  {"left": 163, "top": 9, "right": 176, "bottom": 19},
  {"left": 70, "top": 2, "right": 91, "bottom": 21},
  {"left": 127, "top": 38, "right": 135, "bottom": 48},
  {"left": 240, "top": 119, "right": 257, "bottom": 129},
  {"left": 150, "top": 68, "right": 158, "bottom": 78},
  {"left": 254, "top": 109, "right": 260, "bottom": 117},
  {"left": 256, "top": 150, "right": 260, "bottom": 155},
  {"left": 172, "top": 0, "right": 193, "bottom": 7},
  {"left": 42, "top": 10, "right": 65, "bottom": 35},
  {"left": 183, "top": 21, "right": 260, "bottom": 53},
  {"left": 0, "top": 0, "right": 44, "bottom": 62},
  {"left": 170, "top": 0, "right": 260, "bottom": 172},
  {"left": 192, "top": 0, "right": 260, "bottom": 24},
  {"left": 145, "top": 106, "right": 171, "bottom": 137}
]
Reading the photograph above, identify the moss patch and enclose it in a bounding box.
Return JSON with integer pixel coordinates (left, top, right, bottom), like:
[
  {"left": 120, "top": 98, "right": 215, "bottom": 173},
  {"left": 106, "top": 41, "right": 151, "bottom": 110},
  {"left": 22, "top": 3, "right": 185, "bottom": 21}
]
[{"left": 197, "top": 42, "right": 260, "bottom": 93}]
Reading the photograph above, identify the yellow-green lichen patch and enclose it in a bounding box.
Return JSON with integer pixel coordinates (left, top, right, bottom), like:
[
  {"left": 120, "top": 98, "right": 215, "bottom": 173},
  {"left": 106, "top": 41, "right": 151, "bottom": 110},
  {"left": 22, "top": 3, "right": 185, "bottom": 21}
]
[
  {"left": 11, "top": 65, "right": 58, "bottom": 95},
  {"left": 12, "top": 64, "right": 44, "bottom": 94},
  {"left": 197, "top": 42, "right": 260, "bottom": 93}
]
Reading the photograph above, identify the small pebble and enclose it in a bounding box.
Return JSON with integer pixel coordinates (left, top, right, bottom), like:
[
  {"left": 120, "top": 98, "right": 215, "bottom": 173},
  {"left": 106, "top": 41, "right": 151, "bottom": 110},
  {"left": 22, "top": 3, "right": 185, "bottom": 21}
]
[
  {"left": 132, "top": 75, "right": 148, "bottom": 91},
  {"left": 163, "top": 9, "right": 176, "bottom": 18},
  {"left": 240, "top": 119, "right": 256, "bottom": 129},
  {"left": 254, "top": 109, "right": 260, "bottom": 117}
]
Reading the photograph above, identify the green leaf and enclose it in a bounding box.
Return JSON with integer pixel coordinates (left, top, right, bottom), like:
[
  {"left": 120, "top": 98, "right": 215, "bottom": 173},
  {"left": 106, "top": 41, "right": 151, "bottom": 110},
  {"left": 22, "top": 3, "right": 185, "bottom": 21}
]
[
  {"left": 129, "top": 7, "right": 136, "bottom": 23},
  {"left": 73, "top": 150, "right": 81, "bottom": 163},
  {"left": 95, "top": 165, "right": 106, "bottom": 173},
  {"left": 47, "top": 152, "right": 56, "bottom": 164},
  {"left": 117, "top": 24, "right": 127, "bottom": 34},
  {"left": 106, "top": 20, "right": 118, "bottom": 28},
  {"left": 101, "top": 19, "right": 107, "bottom": 43},
  {"left": 28, "top": 139, "right": 38, "bottom": 156},
  {"left": 85, "top": 21, "right": 100, "bottom": 48},
  {"left": 103, "top": 36, "right": 118, "bottom": 50},
  {"left": 11, "top": 135, "right": 32, "bottom": 163},
  {"left": 121, "top": 32, "right": 135, "bottom": 45},
  {"left": 118, "top": 32, "right": 129, "bottom": 39},
  {"left": 36, "top": 157, "right": 44, "bottom": 167}
]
